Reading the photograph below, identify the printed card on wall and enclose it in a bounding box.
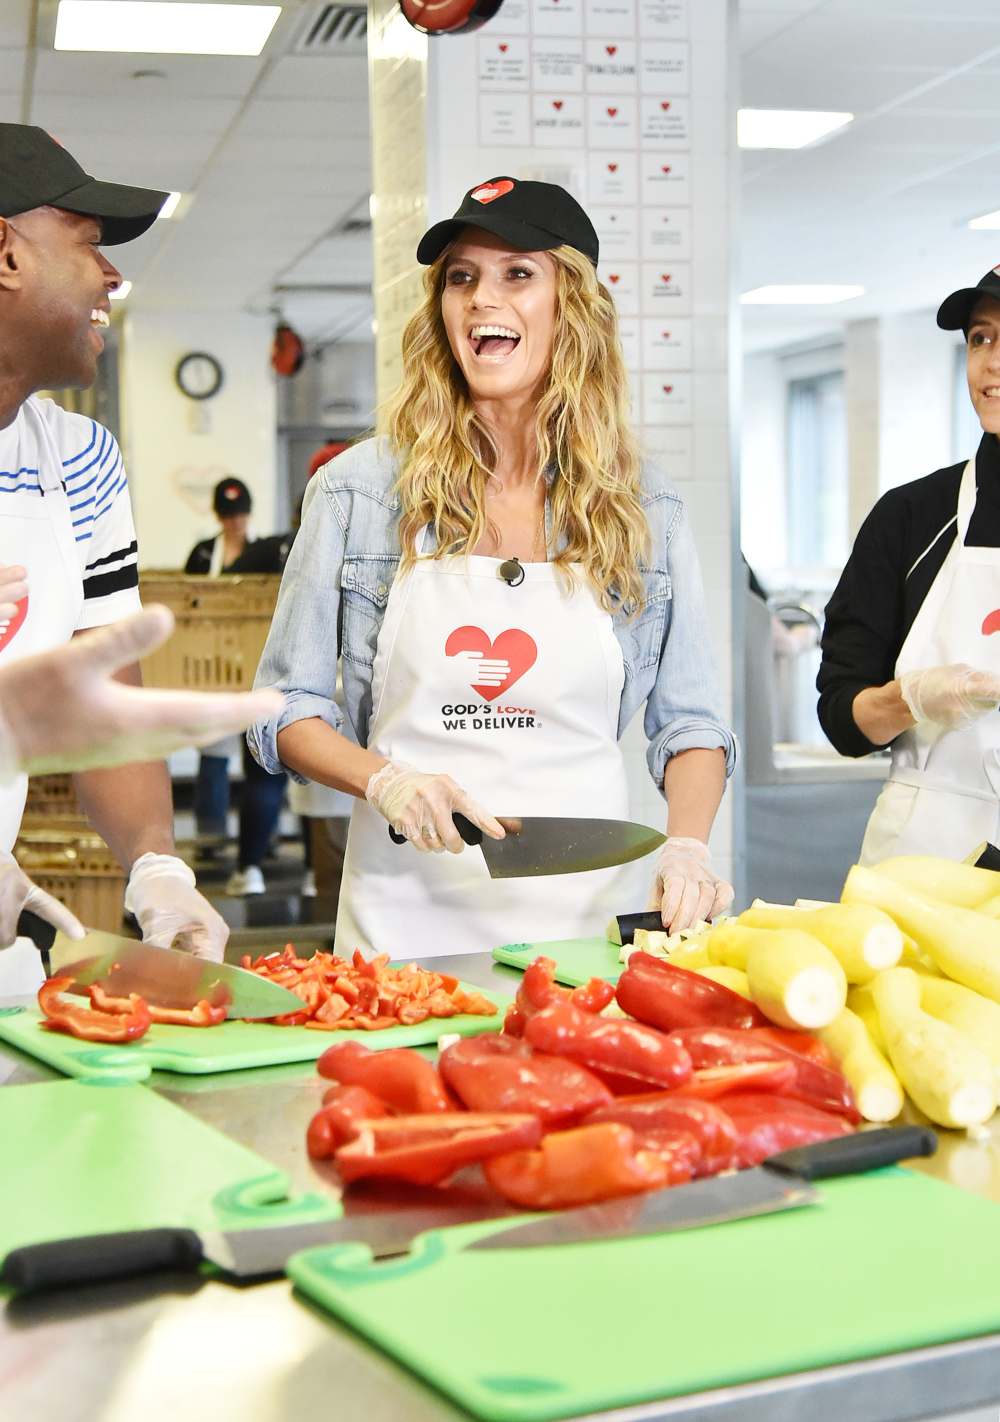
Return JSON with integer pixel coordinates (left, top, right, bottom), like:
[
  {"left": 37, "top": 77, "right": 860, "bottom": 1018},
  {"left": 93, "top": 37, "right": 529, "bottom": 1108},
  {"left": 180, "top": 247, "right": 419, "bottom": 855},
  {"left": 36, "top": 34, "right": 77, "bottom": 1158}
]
[
  {"left": 533, "top": 93, "right": 585, "bottom": 145},
  {"left": 617, "top": 316, "right": 640, "bottom": 372},
  {"left": 532, "top": 38, "right": 585, "bottom": 90},
  {"left": 628, "top": 379, "right": 642, "bottom": 427},
  {"left": 586, "top": 95, "right": 638, "bottom": 148},
  {"left": 584, "top": 39, "right": 638, "bottom": 93},
  {"left": 494, "top": 0, "right": 531, "bottom": 32},
  {"left": 587, "top": 151, "right": 638, "bottom": 204},
  {"left": 479, "top": 37, "right": 530, "bottom": 89},
  {"left": 641, "top": 206, "right": 691, "bottom": 259},
  {"left": 533, "top": 0, "right": 584, "bottom": 37},
  {"left": 584, "top": 0, "right": 637, "bottom": 32},
  {"left": 638, "top": 0, "right": 688, "bottom": 39},
  {"left": 641, "top": 152, "right": 690, "bottom": 205},
  {"left": 642, "top": 371, "right": 692, "bottom": 424},
  {"left": 640, "top": 41, "right": 689, "bottom": 92},
  {"left": 480, "top": 93, "right": 531, "bottom": 146},
  {"left": 641, "top": 260, "right": 691, "bottom": 314},
  {"left": 599, "top": 261, "right": 638, "bottom": 316},
  {"left": 641, "top": 316, "right": 692, "bottom": 370},
  {"left": 641, "top": 95, "right": 690, "bottom": 145},
  {"left": 591, "top": 205, "right": 638, "bottom": 258},
  {"left": 642, "top": 424, "right": 693, "bottom": 480}
]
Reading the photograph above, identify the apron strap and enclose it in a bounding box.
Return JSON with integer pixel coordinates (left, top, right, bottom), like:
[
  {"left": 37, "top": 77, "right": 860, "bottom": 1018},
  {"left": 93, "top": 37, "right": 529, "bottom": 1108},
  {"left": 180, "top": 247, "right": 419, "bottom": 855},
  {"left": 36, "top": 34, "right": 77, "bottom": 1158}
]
[{"left": 888, "top": 765, "right": 998, "bottom": 805}]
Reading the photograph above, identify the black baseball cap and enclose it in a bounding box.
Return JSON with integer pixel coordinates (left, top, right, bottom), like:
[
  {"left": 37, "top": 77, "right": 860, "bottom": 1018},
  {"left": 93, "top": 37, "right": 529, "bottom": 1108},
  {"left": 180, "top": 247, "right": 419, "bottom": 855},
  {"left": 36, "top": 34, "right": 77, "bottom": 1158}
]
[
  {"left": 417, "top": 177, "right": 599, "bottom": 267},
  {"left": 0, "top": 124, "right": 168, "bottom": 245},
  {"left": 937, "top": 266, "right": 1000, "bottom": 333},
  {"left": 213, "top": 477, "right": 252, "bottom": 517}
]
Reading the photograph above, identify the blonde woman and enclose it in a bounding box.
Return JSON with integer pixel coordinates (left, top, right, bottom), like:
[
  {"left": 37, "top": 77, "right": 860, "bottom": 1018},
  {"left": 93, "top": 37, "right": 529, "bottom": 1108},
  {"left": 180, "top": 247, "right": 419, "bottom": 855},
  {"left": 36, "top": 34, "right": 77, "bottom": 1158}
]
[{"left": 249, "top": 177, "right": 736, "bottom": 956}]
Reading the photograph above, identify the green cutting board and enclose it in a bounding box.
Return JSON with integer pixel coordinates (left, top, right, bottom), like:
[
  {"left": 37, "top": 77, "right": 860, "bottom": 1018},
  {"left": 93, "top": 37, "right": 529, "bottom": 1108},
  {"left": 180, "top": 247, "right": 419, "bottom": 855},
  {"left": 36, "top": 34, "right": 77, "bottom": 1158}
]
[
  {"left": 0, "top": 983, "right": 507, "bottom": 1084},
  {"left": 0, "top": 1079, "right": 336, "bottom": 1263},
  {"left": 493, "top": 938, "right": 621, "bottom": 986},
  {"left": 288, "top": 1168, "right": 1000, "bottom": 1422}
]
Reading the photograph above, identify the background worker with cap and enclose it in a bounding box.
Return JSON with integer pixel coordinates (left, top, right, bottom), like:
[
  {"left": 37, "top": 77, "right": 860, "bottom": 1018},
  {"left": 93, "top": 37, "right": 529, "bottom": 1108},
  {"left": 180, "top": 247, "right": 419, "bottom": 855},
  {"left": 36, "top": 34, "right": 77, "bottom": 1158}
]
[
  {"left": 185, "top": 476, "right": 256, "bottom": 576},
  {"left": 0, "top": 123, "right": 233, "bottom": 992},
  {"left": 249, "top": 176, "right": 735, "bottom": 955},
  {"left": 819, "top": 265, "right": 1000, "bottom": 863}
]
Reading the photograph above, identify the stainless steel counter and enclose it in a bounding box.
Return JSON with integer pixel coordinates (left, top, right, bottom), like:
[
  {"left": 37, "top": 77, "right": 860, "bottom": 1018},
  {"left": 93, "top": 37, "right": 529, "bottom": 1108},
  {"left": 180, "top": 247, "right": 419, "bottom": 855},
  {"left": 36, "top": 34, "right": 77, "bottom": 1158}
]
[{"left": 2, "top": 953, "right": 1000, "bottom": 1422}]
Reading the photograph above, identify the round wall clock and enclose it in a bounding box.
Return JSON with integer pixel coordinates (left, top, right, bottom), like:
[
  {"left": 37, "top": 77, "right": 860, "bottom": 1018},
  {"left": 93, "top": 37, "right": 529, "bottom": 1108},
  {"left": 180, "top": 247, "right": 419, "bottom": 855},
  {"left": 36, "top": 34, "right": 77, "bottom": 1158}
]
[
  {"left": 175, "top": 351, "right": 224, "bottom": 401},
  {"left": 401, "top": 0, "right": 504, "bottom": 35}
]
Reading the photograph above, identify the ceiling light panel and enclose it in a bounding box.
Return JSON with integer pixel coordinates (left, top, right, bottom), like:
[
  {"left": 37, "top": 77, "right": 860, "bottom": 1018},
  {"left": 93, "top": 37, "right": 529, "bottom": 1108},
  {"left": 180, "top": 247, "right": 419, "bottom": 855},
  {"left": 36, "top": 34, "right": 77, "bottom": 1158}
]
[
  {"left": 969, "top": 209, "right": 1000, "bottom": 231},
  {"left": 741, "top": 285, "right": 864, "bottom": 305},
  {"left": 738, "top": 109, "right": 853, "bottom": 150},
  {"left": 54, "top": 2, "right": 282, "bottom": 57}
]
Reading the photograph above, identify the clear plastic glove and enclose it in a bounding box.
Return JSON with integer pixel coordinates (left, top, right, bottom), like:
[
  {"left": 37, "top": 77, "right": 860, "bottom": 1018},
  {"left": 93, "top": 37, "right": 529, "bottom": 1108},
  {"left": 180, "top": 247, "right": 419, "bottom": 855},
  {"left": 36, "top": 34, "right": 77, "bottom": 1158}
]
[
  {"left": 0, "top": 851, "right": 84, "bottom": 951},
  {"left": 0, "top": 564, "right": 27, "bottom": 622},
  {"left": 365, "top": 760, "right": 505, "bottom": 854},
  {"left": 124, "top": 853, "right": 228, "bottom": 962},
  {"left": 649, "top": 836, "right": 734, "bottom": 935},
  {"left": 0, "top": 604, "right": 283, "bottom": 779},
  {"left": 899, "top": 664, "right": 1000, "bottom": 731}
]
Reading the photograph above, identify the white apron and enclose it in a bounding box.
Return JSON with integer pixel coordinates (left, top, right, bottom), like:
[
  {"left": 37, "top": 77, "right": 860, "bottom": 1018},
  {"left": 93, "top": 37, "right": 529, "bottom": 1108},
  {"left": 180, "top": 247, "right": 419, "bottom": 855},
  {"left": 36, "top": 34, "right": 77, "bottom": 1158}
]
[
  {"left": 860, "top": 460, "right": 1000, "bottom": 865},
  {"left": 0, "top": 404, "right": 83, "bottom": 995},
  {"left": 336, "top": 538, "right": 646, "bottom": 957}
]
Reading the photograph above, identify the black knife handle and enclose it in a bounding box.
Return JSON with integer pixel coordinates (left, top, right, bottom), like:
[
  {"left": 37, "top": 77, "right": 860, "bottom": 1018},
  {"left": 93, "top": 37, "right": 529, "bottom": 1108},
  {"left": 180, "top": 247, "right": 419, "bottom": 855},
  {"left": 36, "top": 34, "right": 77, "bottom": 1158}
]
[
  {"left": 615, "top": 911, "right": 664, "bottom": 944},
  {"left": 767, "top": 1126, "right": 937, "bottom": 1182},
  {"left": 388, "top": 813, "right": 483, "bottom": 848},
  {"left": 16, "top": 910, "right": 56, "bottom": 953},
  {"left": 3, "top": 1228, "right": 205, "bottom": 1295}
]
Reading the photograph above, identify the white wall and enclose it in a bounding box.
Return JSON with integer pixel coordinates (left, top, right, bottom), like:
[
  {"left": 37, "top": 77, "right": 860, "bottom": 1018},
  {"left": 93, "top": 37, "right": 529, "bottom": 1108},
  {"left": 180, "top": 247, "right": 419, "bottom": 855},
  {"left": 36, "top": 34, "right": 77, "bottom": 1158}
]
[
  {"left": 878, "top": 309, "right": 957, "bottom": 496},
  {"left": 119, "top": 309, "right": 278, "bottom": 569},
  {"left": 741, "top": 349, "right": 786, "bottom": 575}
]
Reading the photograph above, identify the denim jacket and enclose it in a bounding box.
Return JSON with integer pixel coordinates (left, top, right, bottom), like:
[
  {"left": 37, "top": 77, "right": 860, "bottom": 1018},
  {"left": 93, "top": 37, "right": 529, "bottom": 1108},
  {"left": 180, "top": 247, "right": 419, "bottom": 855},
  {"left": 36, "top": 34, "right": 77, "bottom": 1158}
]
[{"left": 248, "top": 437, "right": 737, "bottom": 793}]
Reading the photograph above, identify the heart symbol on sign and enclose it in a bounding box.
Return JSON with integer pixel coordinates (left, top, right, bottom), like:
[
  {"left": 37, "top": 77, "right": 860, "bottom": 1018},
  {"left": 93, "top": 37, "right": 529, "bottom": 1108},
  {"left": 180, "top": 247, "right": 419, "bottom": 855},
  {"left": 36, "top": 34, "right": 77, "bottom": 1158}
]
[
  {"left": 471, "top": 180, "right": 515, "bottom": 205},
  {"left": 445, "top": 626, "right": 538, "bottom": 702},
  {"left": 608, "top": 273, "right": 620, "bottom": 283},
  {"left": 499, "top": 42, "right": 508, "bottom": 51},
  {"left": 607, "top": 162, "right": 618, "bottom": 172},
  {"left": 661, "top": 101, "right": 671, "bottom": 111},
  {"left": 661, "top": 273, "right": 672, "bottom": 283},
  {"left": 663, "top": 385, "right": 673, "bottom": 395},
  {"left": 607, "top": 107, "right": 618, "bottom": 117},
  {"left": 661, "top": 165, "right": 671, "bottom": 174},
  {"left": 982, "top": 610, "right": 1000, "bottom": 635},
  {"left": 553, "top": 100, "right": 563, "bottom": 110},
  {"left": 0, "top": 596, "right": 28, "bottom": 654},
  {"left": 606, "top": 44, "right": 617, "bottom": 55},
  {"left": 662, "top": 331, "right": 670, "bottom": 338}
]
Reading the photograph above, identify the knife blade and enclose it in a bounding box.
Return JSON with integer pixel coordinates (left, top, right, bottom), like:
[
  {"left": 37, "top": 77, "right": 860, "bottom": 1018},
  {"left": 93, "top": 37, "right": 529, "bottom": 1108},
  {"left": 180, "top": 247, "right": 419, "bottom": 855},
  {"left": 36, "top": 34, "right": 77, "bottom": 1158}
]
[
  {"left": 466, "top": 1126, "right": 938, "bottom": 1251},
  {"left": 390, "top": 814, "right": 666, "bottom": 878}
]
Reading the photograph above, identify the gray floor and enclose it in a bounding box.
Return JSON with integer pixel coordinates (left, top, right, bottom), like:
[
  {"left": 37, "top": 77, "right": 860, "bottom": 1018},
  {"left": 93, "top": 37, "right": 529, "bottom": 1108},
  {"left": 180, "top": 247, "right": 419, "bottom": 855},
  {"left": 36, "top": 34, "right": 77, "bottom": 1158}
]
[{"left": 746, "top": 778, "right": 884, "bottom": 905}]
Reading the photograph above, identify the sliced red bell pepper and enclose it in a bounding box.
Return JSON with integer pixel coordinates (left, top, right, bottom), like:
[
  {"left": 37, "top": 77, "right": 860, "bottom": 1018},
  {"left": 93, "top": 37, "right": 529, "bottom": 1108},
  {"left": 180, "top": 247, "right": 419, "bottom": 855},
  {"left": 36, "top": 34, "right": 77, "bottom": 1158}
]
[
  {"left": 668, "top": 1026, "right": 860, "bottom": 1122},
  {"left": 630, "top": 1127, "right": 701, "bottom": 1180},
  {"left": 38, "top": 975, "right": 150, "bottom": 1043},
  {"left": 502, "top": 1003, "right": 529, "bottom": 1038},
  {"left": 439, "top": 1034, "right": 612, "bottom": 1127},
  {"left": 315, "top": 1041, "right": 452, "bottom": 1113},
  {"left": 511, "top": 955, "right": 615, "bottom": 1030},
  {"left": 586, "top": 1092, "right": 739, "bottom": 1176},
  {"left": 333, "top": 1112, "right": 542, "bottom": 1186},
  {"left": 717, "top": 1093, "right": 853, "bottom": 1168},
  {"left": 616, "top": 952, "right": 766, "bottom": 1032},
  {"left": 523, "top": 998, "right": 693, "bottom": 1093},
  {"left": 748, "top": 1026, "right": 837, "bottom": 1071},
  {"left": 484, "top": 1121, "right": 687, "bottom": 1209},
  {"left": 672, "top": 1060, "right": 798, "bottom": 1100},
  {"left": 307, "top": 1084, "right": 390, "bottom": 1160},
  {"left": 88, "top": 984, "right": 226, "bottom": 1028}
]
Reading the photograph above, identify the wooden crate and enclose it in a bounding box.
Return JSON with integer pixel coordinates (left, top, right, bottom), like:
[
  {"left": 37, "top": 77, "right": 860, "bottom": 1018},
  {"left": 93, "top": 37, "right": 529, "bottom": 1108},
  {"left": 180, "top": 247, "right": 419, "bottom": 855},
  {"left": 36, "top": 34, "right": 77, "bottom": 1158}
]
[
  {"left": 137, "top": 572, "right": 280, "bottom": 690},
  {"left": 14, "top": 830, "right": 125, "bottom": 932},
  {"left": 21, "top": 773, "right": 88, "bottom": 832}
]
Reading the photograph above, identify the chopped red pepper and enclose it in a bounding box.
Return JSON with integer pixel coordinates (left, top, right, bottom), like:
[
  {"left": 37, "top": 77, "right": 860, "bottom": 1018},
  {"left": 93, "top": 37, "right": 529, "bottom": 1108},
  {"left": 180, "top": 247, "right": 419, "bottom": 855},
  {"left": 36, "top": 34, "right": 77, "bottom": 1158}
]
[
  {"left": 586, "top": 1092, "right": 739, "bottom": 1176},
  {"left": 510, "top": 955, "right": 614, "bottom": 1032},
  {"left": 439, "top": 1034, "right": 612, "bottom": 1127},
  {"left": 333, "top": 1112, "right": 542, "bottom": 1186},
  {"left": 668, "top": 1026, "right": 860, "bottom": 1121},
  {"left": 717, "top": 1093, "right": 853, "bottom": 1168},
  {"left": 307, "top": 1084, "right": 390, "bottom": 1160},
  {"left": 88, "top": 984, "right": 226, "bottom": 1028},
  {"left": 672, "top": 1060, "right": 798, "bottom": 1100},
  {"left": 616, "top": 952, "right": 766, "bottom": 1032},
  {"left": 316, "top": 1041, "right": 453, "bottom": 1114},
  {"left": 523, "top": 998, "right": 693, "bottom": 1093},
  {"left": 38, "top": 975, "right": 150, "bottom": 1043},
  {"left": 484, "top": 1121, "right": 689, "bottom": 1210},
  {"left": 748, "top": 1026, "right": 837, "bottom": 1071}
]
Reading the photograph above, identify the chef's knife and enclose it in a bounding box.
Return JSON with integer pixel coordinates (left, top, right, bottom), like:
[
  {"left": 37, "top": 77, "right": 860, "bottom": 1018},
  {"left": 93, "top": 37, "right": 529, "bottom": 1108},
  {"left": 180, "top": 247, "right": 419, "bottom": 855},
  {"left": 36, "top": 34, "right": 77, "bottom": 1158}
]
[
  {"left": 389, "top": 814, "right": 666, "bottom": 878},
  {"left": 467, "top": 1126, "right": 938, "bottom": 1251},
  {"left": 18, "top": 917, "right": 303, "bottom": 1021}
]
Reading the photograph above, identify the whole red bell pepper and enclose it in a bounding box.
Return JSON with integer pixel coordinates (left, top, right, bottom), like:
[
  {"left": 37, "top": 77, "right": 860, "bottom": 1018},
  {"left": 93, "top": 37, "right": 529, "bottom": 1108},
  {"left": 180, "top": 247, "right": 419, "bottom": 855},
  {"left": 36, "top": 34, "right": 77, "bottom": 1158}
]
[
  {"left": 586, "top": 1092, "right": 739, "bottom": 1176},
  {"left": 509, "top": 956, "right": 615, "bottom": 1037},
  {"left": 668, "top": 1026, "right": 860, "bottom": 1122},
  {"left": 523, "top": 998, "right": 693, "bottom": 1093},
  {"left": 89, "top": 984, "right": 227, "bottom": 1028},
  {"left": 38, "top": 975, "right": 150, "bottom": 1043},
  {"left": 307, "top": 1084, "right": 390, "bottom": 1160},
  {"left": 748, "top": 1026, "right": 837, "bottom": 1071},
  {"left": 316, "top": 1041, "right": 452, "bottom": 1113},
  {"left": 717, "top": 1093, "right": 853, "bottom": 1168},
  {"left": 484, "top": 1121, "right": 689, "bottom": 1209},
  {"left": 673, "top": 1060, "right": 798, "bottom": 1100},
  {"left": 439, "top": 1034, "right": 612, "bottom": 1127},
  {"left": 616, "top": 952, "right": 766, "bottom": 1032},
  {"left": 333, "top": 1112, "right": 542, "bottom": 1186}
]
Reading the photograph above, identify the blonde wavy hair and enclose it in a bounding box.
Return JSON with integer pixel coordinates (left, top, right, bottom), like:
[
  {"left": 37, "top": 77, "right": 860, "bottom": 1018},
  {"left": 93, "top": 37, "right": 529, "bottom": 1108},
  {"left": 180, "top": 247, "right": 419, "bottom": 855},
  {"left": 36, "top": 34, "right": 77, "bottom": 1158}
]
[{"left": 382, "top": 242, "right": 649, "bottom": 612}]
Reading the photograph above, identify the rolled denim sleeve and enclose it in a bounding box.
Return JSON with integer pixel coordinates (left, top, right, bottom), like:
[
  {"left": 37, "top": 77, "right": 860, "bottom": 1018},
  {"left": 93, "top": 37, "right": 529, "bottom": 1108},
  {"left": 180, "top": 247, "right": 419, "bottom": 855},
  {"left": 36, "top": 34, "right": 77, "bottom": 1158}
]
[
  {"left": 644, "top": 501, "right": 738, "bottom": 794},
  {"left": 248, "top": 477, "right": 346, "bottom": 779}
]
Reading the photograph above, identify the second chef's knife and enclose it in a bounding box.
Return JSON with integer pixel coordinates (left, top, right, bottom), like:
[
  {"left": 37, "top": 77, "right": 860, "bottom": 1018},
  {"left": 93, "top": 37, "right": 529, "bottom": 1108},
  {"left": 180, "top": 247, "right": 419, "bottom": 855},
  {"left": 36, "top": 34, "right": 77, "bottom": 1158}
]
[
  {"left": 467, "top": 1126, "right": 938, "bottom": 1251},
  {"left": 390, "top": 814, "right": 666, "bottom": 877}
]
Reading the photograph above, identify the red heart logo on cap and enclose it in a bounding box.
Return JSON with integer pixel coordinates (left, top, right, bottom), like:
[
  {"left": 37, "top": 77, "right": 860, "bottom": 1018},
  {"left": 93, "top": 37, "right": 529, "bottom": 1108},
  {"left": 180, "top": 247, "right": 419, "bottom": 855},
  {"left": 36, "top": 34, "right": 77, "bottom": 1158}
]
[
  {"left": 661, "top": 273, "right": 672, "bottom": 283},
  {"left": 0, "top": 596, "right": 28, "bottom": 654},
  {"left": 607, "top": 162, "right": 618, "bottom": 172},
  {"left": 982, "top": 610, "right": 1000, "bottom": 635},
  {"left": 608, "top": 273, "right": 620, "bottom": 283},
  {"left": 661, "top": 101, "right": 671, "bottom": 111},
  {"left": 471, "top": 180, "right": 514, "bottom": 205},
  {"left": 607, "top": 107, "right": 618, "bottom": 117},
  {"left": 445, "top": 626, "right": 538, "bottom": 701},
  {"left": 499, "top": 42, "right": 508, "bottom": 51},
  {"left": 606, "top": 44, "right": 617, "bottom": 55},
  {"left": 553, "top": 100, "right": 563, "bottom": 110}
]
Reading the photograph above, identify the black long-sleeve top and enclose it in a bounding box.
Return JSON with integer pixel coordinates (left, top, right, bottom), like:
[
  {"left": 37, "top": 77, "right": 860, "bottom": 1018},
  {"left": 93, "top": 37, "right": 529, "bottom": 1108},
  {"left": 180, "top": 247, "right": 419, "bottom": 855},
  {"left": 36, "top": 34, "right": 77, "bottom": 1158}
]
[{"left": 817, "top": 432, "right": 1000, "bottom": 757}]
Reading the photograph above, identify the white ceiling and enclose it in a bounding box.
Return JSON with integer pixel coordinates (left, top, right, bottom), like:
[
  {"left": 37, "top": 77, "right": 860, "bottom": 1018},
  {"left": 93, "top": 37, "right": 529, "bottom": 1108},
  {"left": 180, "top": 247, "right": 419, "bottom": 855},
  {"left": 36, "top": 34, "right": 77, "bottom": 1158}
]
[{"left": 3, "top": 0, "right": 1000, "bottom": 354}]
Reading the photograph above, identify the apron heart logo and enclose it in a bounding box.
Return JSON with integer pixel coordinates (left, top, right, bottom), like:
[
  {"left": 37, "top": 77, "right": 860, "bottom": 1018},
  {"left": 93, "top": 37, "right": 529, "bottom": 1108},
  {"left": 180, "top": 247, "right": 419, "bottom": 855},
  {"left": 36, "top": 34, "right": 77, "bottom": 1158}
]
[
  {"left": 445, "top": 626, "right": 538, "bottom": 702},
  {"left": 471, "top": 180, "right": 514, "bottom": 205},
  {"left": 982, "top": 610, "right": 1000, "bottom": 635},
  {"left": 0, "top": 596, "right": 28, "bottom": 654}
]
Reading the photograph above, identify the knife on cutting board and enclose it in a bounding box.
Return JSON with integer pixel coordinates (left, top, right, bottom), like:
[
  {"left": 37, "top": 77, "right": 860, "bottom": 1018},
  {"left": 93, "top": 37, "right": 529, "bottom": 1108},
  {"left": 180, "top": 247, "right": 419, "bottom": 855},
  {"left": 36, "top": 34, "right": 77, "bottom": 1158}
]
[
  {"left": 16, "top": 913, "right": 302, "bottom": 1021},
  {"left": 389, "top": 814, "right": 666, "bottom": 878},
  {"left": 467, "top": 1127, "right": 938, "bottom": 1251}
]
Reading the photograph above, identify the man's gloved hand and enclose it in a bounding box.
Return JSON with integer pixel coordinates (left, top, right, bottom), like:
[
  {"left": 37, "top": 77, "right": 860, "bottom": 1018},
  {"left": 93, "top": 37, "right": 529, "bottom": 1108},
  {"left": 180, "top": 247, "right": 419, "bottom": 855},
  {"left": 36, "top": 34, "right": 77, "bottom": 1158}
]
[
  {"left": 124, "top": 853, "right": 228, "bottom": 962},
  {"left": 899, "top": 664, "right": 1000, "bottom": 731},
  {"left": 0, "top": 851, "right": 84, "bottom": 951},
  {"left": 649, "top": 836, "right": 734, "bottom": 935},
  {"left": 365, "top": 760, "right": 505, "bottom": 854}
]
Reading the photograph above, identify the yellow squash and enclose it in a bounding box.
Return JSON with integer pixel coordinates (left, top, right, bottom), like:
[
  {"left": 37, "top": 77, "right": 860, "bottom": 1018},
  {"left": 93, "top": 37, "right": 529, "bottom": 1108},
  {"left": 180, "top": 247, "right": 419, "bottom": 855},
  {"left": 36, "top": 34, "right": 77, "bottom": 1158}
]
[
  {"left": 816, "top": 1008, "right": 904, "bottom": 1123},
  {"left": 918, "top": 976, "right": 1000, "bottom": 1088},
  {"left": 738, "top": 902, "right": 902, "bottom": 984},
  {"left": 872, "top": 855, "right": 1000, "bottom": 908},
  {"left": 707, "top": 922, "right": 847, "bottom": 1030}
]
